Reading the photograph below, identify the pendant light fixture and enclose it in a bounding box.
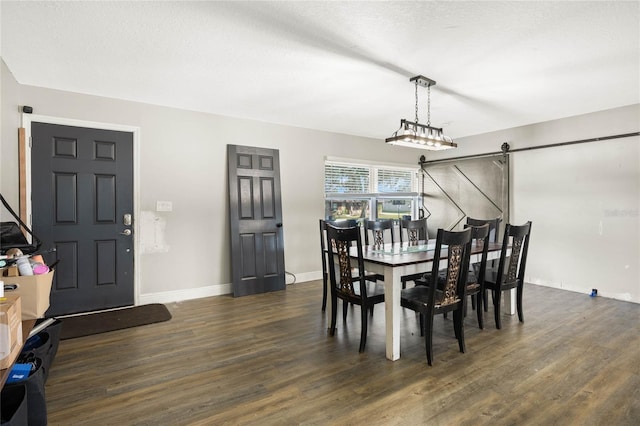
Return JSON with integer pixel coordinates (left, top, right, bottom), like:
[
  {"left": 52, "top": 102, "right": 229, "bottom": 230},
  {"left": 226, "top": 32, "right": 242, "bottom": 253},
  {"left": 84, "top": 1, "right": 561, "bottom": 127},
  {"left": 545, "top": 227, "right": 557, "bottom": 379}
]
[{"left": 385, "top": 75, "right": 456, "bottom": 150}]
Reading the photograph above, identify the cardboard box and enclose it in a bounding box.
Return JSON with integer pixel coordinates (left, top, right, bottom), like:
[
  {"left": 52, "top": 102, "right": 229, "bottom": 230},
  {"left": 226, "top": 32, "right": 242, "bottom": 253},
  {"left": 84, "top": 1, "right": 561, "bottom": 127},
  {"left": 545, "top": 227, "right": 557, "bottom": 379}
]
[
  {"left": 3, "top": 270, "right": 54, "bottom": 319},
  {"left": 0, "top": 294, "right": 23, "bottom": 370},
  {"left": 3, "top": 266, "right": 19, "bottom": 277}
]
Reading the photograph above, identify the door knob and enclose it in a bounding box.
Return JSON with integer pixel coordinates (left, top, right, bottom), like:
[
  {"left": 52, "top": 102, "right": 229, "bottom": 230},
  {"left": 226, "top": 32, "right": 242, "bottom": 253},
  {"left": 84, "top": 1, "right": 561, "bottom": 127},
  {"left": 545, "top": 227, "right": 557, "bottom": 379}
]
[{"left": 120, "top": 229, "right": 132, "bottom": 236}]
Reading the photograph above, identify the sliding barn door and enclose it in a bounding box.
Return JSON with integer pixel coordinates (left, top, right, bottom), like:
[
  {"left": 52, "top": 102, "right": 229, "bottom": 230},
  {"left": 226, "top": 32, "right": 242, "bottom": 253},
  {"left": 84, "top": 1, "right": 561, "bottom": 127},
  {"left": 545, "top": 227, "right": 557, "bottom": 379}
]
[
  {"left": 420, "top": 154, "right": 509, "bottom": 236},
  {"left": 227, "top": 145, "right": 285, "bottom": 297}
]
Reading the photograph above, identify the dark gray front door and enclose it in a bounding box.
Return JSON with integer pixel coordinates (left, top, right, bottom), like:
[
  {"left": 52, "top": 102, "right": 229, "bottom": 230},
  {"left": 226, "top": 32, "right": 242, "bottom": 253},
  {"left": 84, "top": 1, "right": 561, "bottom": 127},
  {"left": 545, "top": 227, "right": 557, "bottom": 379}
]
[
  {"left": 31, "top": 122, "right": 134, "bottom": 315},
  {"left": 227, "top": 145, "right": 285, "bottom": 297}
]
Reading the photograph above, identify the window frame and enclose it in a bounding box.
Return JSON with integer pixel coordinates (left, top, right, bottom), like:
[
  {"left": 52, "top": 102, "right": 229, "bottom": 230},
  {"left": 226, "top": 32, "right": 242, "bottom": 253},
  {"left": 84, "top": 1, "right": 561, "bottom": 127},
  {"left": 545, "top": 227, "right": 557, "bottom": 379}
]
[{"left": 324, "top": 160, "right": 420, "bottom": 222}]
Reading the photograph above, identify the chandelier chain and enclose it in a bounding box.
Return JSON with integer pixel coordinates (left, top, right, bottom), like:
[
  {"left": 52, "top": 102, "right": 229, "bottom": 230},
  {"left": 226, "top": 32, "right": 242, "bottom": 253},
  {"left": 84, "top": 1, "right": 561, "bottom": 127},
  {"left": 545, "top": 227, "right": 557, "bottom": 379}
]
[
  {"left": 414, "top": 80, "right": 419, "bottom": 124},
  {"left": 427, "top": 84, "right": 431, "bottom": 126}
]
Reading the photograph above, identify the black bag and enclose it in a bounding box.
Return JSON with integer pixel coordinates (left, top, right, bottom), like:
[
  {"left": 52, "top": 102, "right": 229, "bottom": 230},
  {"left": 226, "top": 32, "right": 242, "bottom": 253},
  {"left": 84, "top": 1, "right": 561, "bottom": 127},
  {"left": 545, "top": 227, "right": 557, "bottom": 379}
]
[
  {"left": 3, "top": 354, "right": 47, "bottom": 426},
  {"left": 22, "top": 319, "right": 63, "bottom": 383},
  {"left": 0, "top": 193, "right": 41, "bottom": 255},
  {"left": 0, "top": 384, "right": 29, "bottom": 426}
]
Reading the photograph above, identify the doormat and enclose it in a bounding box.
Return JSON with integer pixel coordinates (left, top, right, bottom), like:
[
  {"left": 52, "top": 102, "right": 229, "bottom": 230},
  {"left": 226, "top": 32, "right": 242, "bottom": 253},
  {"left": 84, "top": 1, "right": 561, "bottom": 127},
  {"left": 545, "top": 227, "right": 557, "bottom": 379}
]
[{"left": 59, "top": 304, "right": 172, "bottom": 340}]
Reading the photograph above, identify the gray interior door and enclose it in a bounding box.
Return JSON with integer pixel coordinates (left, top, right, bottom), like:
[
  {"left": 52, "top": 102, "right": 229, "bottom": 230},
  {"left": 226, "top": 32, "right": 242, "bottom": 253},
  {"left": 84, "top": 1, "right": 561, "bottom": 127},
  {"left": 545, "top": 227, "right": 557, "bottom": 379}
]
[
  {"left": 420, "top": 154, "right": 509, "bottom": 236},
  {"left": 31, "top": 122, "right": 134, "bottom": 316},
  {"left": 227, "top": 144, "right": 285, "bottom": 297}
]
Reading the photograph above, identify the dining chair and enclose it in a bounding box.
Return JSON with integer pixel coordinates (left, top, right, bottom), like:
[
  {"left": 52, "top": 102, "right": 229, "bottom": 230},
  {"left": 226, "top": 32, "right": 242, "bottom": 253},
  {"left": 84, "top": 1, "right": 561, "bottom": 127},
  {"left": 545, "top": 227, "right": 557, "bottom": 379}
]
[
  {"left": 399, "top": 218, "right": 429, "bottom": 289},
  {"left": 399, "top": 218, "right": 428, "bottom": 245},
  {"left": 319, "top": 219, "right": 357, "bottom": 311},
  {"left": 466, "top": 217, "right": 501, "bottom": 243},
  {"left": 401, "top": 227, "right": 472, "bottom": 365},
  {"left": 364, "top": 219, "right": 395, "bottom": 247},
  {"left": 416, "top": 224, "right": 490, "bottom": 329},
  {"left": 466, "top": 217, "right": 502, "bottom": 311},
  {"left": 483, "top": 221, "right": 532, "bottom": 329},
  {"left": 464, "top": 223, "right": 490, "bottom": 329},
  {"left": 363, "top": 219, "right": 395, "bottom": 283},
  {"left": 325, "top": 224, "right": 385, "bottom": 352}
]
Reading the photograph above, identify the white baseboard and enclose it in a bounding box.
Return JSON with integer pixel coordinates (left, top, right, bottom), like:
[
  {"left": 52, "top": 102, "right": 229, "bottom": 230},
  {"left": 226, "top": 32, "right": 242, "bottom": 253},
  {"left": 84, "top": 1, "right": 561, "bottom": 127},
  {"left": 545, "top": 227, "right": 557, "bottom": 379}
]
[
  {"left": 138, "top": 271, "right": 323, "bottom": 305},
  {"left": 286, "top": 270, "right": 322, "bottom": 284},
  {"left": 527, "top": 277, "right": 638, "bottom": 304},
  {"left": 138, "top": 283, "right": 232, "bottom": 305}
]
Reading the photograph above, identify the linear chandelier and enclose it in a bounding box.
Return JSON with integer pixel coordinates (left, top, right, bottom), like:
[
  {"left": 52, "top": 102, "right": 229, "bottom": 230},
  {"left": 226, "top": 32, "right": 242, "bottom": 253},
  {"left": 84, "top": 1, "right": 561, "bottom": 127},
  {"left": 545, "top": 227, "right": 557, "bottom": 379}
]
[{"left": 385, "top": 75, "right": 456, "bottom": 151}]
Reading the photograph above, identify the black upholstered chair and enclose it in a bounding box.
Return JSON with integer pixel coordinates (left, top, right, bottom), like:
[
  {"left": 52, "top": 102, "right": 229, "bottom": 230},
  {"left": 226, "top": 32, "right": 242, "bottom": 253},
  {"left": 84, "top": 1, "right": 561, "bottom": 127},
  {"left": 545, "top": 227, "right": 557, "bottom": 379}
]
[
  {"left": 319, "top": 219, "right": 357, "bottom": 311},
  {"left": 399, "top": 218, "right": 428, "bottom": 244},
  {"left": 326, "top": 224, "right": 385, "bottom": 352},
  {"left": 364, "top": 219, "right": 395, "bottom": 247},
  {"left": 363, "top": 219, "right": 395, "bottom": 282},
  {"left": 399, "top": 218, "right": 429, "bottom": 288},
  {"left": 464, "top": 223, "right": 490, "bottom": 329},
  {"left": 466, "top": 217, "right": 502, "bottom": 311},
  {"left": 483, "top": 221, "right": 532, "bottom": 329},
  {"left": 401, "top": 227, "right": 472, "bottom": 365},
  {"left": 466, "top": 217, "right": 501, "bottom": 244},
  {"left": 416, "top": 224, "right": 490, "bottom": 329}
]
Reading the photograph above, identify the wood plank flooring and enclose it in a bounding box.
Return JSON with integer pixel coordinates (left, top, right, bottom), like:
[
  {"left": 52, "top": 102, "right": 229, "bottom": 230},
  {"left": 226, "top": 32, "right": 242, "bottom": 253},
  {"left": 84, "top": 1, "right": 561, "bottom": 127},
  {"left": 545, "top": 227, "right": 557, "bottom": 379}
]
[{"left": 44, "top": 281, "right": 639, "bottom": 425}]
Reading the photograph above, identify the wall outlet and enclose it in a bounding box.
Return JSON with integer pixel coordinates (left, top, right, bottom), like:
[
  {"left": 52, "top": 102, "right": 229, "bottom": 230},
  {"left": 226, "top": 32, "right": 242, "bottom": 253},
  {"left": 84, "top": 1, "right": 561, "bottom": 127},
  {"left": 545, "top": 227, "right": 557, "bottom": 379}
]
[{"left": 156, "top": 201, "right": 173, "bottom": 212}]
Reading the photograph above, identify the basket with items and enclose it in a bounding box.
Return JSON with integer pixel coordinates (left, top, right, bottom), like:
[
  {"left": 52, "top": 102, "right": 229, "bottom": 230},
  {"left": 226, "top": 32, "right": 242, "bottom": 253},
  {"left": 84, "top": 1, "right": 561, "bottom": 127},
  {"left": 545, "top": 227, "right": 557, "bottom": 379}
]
[{"left": 1, "top": 194, "right": 55, "bottom": 319}]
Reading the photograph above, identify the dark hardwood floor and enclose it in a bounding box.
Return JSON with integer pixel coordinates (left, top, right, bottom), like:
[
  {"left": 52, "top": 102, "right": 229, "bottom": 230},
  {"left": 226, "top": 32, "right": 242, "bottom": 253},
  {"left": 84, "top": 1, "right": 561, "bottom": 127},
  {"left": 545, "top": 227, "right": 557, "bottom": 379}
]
[{"left": 44, "top": 281, "right": 639, "bottom": 425}]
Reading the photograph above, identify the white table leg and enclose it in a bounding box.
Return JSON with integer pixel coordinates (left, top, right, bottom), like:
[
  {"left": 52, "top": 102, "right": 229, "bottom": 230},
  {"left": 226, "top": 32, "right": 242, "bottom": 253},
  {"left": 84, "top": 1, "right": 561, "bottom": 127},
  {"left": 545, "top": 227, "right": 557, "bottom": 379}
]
[
  {"left": 504, "top": 288, "right": 516, "bottom": 315},
  {"left": 384, "top": 265, "right": 401, "bottom": 361}
]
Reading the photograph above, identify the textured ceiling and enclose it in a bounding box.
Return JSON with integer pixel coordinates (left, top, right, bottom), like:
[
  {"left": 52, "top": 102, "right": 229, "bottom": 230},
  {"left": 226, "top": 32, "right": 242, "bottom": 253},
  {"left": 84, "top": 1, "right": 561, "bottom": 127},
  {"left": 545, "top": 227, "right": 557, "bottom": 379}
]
[{"left": 1, "top": 1, "right": 638, "bottom": 140}]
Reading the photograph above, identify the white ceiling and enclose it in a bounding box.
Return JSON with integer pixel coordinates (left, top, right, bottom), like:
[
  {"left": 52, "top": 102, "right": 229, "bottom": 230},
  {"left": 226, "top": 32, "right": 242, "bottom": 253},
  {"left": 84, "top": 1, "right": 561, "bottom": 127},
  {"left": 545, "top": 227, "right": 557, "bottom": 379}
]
[{"left": 1, "top": 1, "right": 638, "bottom": 140}]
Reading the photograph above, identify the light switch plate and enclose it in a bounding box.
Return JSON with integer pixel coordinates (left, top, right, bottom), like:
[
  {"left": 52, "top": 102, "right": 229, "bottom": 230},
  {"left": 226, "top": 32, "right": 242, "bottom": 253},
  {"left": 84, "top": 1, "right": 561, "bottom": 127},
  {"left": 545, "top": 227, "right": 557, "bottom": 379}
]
[{"left": 156, "top": 201, "right": 173, "bottom": 212}]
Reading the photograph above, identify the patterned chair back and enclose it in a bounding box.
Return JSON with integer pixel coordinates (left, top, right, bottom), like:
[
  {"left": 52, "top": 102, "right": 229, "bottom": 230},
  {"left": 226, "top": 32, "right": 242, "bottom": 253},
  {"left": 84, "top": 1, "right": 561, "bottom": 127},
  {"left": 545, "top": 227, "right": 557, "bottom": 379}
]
[
  {"left": 364, "top": 219, "right": 395, "bottom": 247},
  {"left": 427, "top": 227, "right": 472, "bottom": 308},
  {"left": 400, "top": 218, "right": 428, "bottom": 245}
]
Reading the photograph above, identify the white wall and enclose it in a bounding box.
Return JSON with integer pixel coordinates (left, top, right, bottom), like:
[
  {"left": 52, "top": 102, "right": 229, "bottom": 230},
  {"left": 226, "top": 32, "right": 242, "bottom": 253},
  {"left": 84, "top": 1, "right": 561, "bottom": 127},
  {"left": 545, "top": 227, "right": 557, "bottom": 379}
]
[
  {"left": 0, "top": 60, "right": 420, "bottom": 303},
  {"left": 432, "top": 105, "right": 640, "bottom": 303},
  {"left": 513, "top": 138, "right": 638, "bottom": 302},
  {"left": 2, "top": 56, "right": 638, "bottom": 304},
  {"left": 1, "top": 59, "right": 21, "bottom": 205}
]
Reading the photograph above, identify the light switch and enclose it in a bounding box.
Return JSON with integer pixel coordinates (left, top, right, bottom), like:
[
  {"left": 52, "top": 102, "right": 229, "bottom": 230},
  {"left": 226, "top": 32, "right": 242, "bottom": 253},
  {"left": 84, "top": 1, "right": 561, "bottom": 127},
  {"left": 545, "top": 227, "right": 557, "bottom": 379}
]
[{"left": 156, "top": 201, "right": 173, "bottom": 212}]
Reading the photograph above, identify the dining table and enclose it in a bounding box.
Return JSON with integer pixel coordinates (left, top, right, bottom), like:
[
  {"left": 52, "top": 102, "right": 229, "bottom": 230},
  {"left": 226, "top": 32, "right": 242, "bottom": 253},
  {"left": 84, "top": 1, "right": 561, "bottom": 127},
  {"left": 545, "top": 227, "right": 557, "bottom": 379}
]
[{"left": 332, "top": 240, "right": 511, "bottom": 361}]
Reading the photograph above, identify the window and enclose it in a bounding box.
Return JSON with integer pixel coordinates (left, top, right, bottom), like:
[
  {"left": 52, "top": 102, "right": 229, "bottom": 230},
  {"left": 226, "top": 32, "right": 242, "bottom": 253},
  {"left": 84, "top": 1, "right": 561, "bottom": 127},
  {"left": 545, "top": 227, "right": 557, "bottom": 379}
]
[
  {"left": 376, "top": 169, "right": 413, "bottom": 193},
  {"left": 376, "top": 199, "right": 412, "bottom": 220},
  {"left": 324, "top": 161, "right": 418, "bottom": 221},
  {"left": 324, "top": 164, "right": 370, "bottom": 194}
]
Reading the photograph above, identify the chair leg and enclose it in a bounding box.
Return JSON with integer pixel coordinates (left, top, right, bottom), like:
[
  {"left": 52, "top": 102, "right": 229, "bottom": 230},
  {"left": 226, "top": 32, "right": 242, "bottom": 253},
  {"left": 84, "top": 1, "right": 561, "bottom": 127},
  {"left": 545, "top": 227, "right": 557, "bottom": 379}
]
[
  {"left": 483, "top": 290, "right": 489, "bottom": 312},
  {"left": 517, "top": 284, "right": 524, "bottom": 323},
  {"left": 419, "top": 313, "right": 424, "bottom": 336},
  {"left": 329, "top": 296, "right": 337, "bottom": 336},
  {"left": 453, "top": 311, "right": 460, "bottom": 339},
  {"left": 424, "top": 313, "right": 434, "bottom": 366},
  {"left": 471, "top": 294, "right": 476, "bottom": 310},
  {"left": 453, "top": 309, "right": 465, "bottom": 353},
  {"left": 321, "top": 272, "right": 328, "bottom": 312},
  {"left": 476, "top": 293, "right": 484, "bottom": 330},
  {"left": 359, "top": 305, "right": 368, "bottom": 353},
  {"left": 493, "top": 289, "right": 502, "bottom": 329},
  {"left": 343, "top": 299, "right": 349, "bottom": 321}
]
